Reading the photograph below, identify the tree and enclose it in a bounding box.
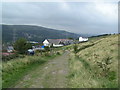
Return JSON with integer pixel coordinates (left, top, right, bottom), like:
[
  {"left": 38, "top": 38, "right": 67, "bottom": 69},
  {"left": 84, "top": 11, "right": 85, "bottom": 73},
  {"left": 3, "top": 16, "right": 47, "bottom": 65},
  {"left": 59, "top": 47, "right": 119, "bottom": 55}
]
[
  {"left": 44, "top": 46, "right": 50, "bottom": 51},
  {"left": 14, "top": 38, "right": 32, "bottom": 54},
  {"left": 73, "top": 44, "right": 78, "bottom": 54}
]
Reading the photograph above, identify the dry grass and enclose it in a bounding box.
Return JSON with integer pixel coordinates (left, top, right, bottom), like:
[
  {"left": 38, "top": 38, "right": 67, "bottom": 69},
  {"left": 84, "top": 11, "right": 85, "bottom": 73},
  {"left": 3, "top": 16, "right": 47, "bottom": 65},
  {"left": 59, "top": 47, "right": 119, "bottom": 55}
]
[
  {"left": 2, "top": 50, "right": 61, "bottom": 88},
  {"left": 68, "top": 34, "right": 119, "bottom": 88}
]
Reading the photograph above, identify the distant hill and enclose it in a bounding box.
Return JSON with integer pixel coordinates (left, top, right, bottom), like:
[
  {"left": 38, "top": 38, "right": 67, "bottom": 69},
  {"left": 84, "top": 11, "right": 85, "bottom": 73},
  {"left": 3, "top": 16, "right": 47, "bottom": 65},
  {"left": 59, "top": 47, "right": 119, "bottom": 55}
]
[{"left": 2, "top": 24, "right": 80, "bottom": 44}]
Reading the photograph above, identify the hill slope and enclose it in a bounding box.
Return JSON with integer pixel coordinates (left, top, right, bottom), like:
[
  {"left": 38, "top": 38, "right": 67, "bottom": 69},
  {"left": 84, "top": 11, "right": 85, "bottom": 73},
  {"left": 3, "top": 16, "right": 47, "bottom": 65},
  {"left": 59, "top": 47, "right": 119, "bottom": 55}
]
[
  {"left": 67, "top": 34, "right": 118, "bottom": 88},
  {"left": 2, "top": 24, "right": 80, "bottom": 43},
  {"left": 2, "top": 34, "right": 119, "bottom": 88}
]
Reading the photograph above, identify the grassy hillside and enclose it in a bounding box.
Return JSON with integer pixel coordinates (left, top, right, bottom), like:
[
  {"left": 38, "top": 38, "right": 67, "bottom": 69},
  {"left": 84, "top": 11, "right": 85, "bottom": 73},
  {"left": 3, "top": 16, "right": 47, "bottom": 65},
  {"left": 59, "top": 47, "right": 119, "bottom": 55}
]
[{"left": 68, "top": 34, "right": 118, "bottom": 88}]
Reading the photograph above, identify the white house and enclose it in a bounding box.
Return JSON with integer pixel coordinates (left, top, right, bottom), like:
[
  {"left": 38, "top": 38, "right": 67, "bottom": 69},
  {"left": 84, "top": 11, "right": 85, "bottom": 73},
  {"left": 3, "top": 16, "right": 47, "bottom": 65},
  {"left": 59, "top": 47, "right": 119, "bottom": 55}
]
[
  {"left": 79, "top": 37, "right": 88, "bottom": 42},
  {"left": 43, "top": 39, "right": 64, "bottom": 47},
  {"left": 43, "top": 39, "right": 50, "bottom": 46},
  {"left": 43, "top": 39, "right": 74, "bottom": 47}
]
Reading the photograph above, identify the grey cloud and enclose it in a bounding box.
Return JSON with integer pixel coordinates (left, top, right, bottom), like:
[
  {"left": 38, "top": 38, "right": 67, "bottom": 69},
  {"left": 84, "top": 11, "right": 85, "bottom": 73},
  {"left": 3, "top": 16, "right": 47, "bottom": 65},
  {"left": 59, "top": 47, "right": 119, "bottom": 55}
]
[{"left": 2, "top": 2, "right": 118, "bottom": 35}]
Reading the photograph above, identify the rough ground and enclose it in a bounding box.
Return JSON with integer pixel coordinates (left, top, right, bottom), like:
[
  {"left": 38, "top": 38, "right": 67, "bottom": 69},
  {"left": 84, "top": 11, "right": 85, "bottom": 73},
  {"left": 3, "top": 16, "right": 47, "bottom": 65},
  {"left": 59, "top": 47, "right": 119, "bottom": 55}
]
[{"left": 14, "top": 51, "right": 69, "bottom": 88}]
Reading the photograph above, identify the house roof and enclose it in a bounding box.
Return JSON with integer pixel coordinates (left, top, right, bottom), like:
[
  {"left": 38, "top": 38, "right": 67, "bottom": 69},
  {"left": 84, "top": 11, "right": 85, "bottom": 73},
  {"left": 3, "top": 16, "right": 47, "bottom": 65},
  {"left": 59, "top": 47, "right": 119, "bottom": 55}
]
[
  {"left": 47, "top": 39, "right": 73, "bottom": 45},
  {"left": 47, "top": 39, "right": 61, "bottom": 45}
]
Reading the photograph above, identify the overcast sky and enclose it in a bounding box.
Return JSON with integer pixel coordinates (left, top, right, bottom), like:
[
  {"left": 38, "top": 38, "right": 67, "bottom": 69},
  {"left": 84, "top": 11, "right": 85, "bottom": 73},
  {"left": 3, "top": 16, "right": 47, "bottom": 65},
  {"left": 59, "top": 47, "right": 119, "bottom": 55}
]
[{"left": 2, "top": 0, "right": 119, "bottom": 35}]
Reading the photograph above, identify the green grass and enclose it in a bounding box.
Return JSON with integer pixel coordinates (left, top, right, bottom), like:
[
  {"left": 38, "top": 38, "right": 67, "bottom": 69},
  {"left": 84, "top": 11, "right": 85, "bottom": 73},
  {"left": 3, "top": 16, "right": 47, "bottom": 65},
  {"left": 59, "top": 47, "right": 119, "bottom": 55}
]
[
  {"left": 68, "top": 34, "right": 119, "bottom": 88},
  {"left": 2, "top": 34, "right": 119, "bottom": 88},
  {"left": 0, "top": 35, "right": 1, "bottom": 89},
  {"left": 2, "top": 54, "right": 58, "bottom": 88}
]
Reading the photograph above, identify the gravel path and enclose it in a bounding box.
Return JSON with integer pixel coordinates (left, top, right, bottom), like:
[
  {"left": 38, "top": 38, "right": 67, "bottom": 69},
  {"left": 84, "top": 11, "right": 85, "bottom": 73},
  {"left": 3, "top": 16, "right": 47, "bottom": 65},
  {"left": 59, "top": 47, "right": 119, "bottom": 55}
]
[{"left": 14, "top": 51, "right": 69, "bottom": 88}]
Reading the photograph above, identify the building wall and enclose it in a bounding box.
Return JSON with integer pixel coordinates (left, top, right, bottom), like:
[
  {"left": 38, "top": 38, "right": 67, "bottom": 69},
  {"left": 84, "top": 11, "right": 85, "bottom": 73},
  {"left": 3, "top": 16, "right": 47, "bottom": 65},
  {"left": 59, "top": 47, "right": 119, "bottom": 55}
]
[
  {"left": 43, "top": 39, "right": 50, "bottom": 46},
  {"left": 79, "top": 37, "right": 88, "bottom": 42}
]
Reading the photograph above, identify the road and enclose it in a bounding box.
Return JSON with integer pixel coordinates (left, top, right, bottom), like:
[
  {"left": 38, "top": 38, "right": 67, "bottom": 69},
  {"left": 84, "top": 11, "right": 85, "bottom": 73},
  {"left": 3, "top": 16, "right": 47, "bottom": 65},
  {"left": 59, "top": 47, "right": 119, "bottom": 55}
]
[{"left": 14, "top": 51, "right": 69, "bottom": 88}]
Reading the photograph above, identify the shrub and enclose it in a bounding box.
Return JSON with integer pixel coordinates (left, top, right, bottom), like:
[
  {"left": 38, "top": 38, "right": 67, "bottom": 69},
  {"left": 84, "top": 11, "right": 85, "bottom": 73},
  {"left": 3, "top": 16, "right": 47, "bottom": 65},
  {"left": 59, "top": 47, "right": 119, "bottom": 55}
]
[
  {"left": 2, "top": 53, "right": 19, "bottom": 62},
  {"left": 96, "top": 56, "right": 112, "bottom": 77},
  {"left": 35, "top": 50, "right": 40, "bottom": 53},
  {"left": 14, "top": 38, "right": 32, "bottom": 54},
  {"left": 44, "top": 52, "right": 51, "bottom": 57},
  {"left": 108, "top": 71, "right": 116, "bottom": 81},
  {"left": 56, "top": 52, "right": 60, "bottom": 55},
  {"left": 73, "top": 44, "right": 78, "bottom": 54},
  {"left": 44, "top": 46, "right": 50, "bottom": 51}
]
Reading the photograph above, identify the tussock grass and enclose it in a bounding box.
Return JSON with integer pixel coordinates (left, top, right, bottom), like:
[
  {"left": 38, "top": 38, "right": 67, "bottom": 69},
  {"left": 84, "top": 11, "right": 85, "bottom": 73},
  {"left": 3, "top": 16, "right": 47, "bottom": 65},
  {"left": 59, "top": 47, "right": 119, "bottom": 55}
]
[
  {"left": 68, "top": 34, "right": 119, "bottom": 88},
  {"left": 2, "top": 52, "right": 59, "bottom": 88}
]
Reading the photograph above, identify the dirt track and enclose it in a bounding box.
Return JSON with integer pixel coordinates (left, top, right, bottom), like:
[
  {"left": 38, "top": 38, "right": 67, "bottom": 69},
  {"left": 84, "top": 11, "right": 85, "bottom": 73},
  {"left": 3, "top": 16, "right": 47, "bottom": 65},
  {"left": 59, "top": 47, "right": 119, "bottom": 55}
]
[{"left": 14, "top": 51, "right": 69, "bottom": 88}]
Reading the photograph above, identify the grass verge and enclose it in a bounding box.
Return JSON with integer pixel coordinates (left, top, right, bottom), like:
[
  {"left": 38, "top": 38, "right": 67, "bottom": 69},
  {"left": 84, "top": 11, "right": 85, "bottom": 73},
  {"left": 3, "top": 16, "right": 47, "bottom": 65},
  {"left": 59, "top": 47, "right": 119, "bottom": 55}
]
[{"left": 2, "top": 54, "right": 58, "bottom": 88}]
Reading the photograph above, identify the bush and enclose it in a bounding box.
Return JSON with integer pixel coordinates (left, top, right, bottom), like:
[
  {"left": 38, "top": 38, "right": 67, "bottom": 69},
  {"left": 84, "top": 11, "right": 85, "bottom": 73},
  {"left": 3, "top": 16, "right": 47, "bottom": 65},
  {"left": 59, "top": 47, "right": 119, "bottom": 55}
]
[
  {"left": 56, "top": 52, "right": 60, "bottom": 55},
  {"left": 14, "top": 38, "right": 32, "bottom": 54},
  {"left": 2, "top": 53, "right": 19, "bottom": 62},
  {"left": 96, "top": 56, "right": 112, "bottom": 77},
  {"left": 44, "top": 52, "right": 51, "bottom": 57},
  {"left": 73, "top": 44, "right": 78, "bottom": 54},
  {"left": 108, "top": 71, "right": 116, "bottom": 81},
  {"left": 44, "top": 46, "right": 50, "bottom": 51}
]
